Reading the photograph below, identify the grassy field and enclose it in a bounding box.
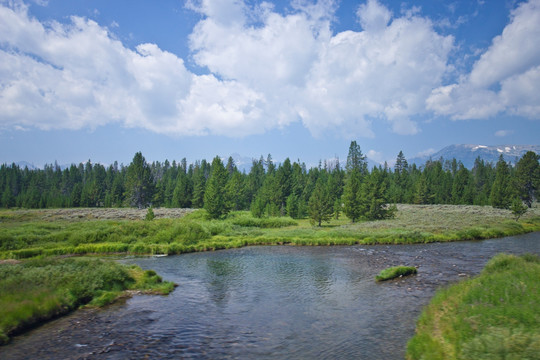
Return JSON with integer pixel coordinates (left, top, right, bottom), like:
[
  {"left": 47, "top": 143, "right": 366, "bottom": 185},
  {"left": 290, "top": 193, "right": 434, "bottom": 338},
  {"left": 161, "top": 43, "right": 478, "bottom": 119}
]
[
  {"left": 406, "top": 253, "right": 540, "bottom": 360},
  {"left": 0, "top": 257, "right": 175, "bottom": 345},
  {"left": 1, "top": 204, "right": 539, "bottom": 259}
]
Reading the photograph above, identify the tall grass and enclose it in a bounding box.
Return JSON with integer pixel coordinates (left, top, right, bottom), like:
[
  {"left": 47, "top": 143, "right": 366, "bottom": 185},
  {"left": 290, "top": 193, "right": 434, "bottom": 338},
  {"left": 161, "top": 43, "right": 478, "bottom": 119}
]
[
  {"left": 406, "top": 253, "right": 540, "bottom": 360},
  {"left": 0, "top": 257, "right": 174, "bottom": 345},
  {"left": 1, "top": 205, "right": 539, "bottom": 259}
]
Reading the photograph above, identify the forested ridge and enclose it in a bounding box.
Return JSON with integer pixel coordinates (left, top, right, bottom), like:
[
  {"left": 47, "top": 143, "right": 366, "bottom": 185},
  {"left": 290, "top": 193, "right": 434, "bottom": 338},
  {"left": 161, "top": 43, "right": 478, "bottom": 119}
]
[{"left": 1, "top": 143, "right": 538, "bottom": 221}]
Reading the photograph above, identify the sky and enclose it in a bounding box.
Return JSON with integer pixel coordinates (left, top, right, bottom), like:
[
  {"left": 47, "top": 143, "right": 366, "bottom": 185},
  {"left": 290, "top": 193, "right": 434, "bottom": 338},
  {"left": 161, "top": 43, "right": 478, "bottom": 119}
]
[{"left": 0, "top": 0, "right": 539, "bottom": 168}]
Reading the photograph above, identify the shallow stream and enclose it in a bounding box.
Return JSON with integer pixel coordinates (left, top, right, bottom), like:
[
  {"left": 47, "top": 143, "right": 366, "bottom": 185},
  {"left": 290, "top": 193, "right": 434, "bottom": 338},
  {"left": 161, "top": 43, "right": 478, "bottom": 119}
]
[{"left": 1, "top": 233, "right": 539, "bottom": 359}]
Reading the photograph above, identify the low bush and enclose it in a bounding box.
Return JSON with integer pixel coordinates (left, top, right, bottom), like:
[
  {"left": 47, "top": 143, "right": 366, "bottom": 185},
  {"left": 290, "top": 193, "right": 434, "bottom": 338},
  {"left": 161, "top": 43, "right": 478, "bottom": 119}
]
[
  {"left": 230, "top": 214, "right": 297, "bottom": 228},
  {"left": 171, "top": 221, "right": 211, "bottom": 244}
]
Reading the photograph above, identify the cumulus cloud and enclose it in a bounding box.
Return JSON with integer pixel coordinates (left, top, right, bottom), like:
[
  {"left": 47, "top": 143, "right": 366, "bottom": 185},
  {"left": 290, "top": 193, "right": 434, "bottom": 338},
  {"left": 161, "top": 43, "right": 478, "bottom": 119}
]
[
  {"left": 495, "top": 129, "right": 513, "bottom": 137},
  {"left": 0, "top": 1, "right": 265, "bottom": 136},
  {"left": 427, "top": 0, "right": 540, "bottom": 120},
  {"left": 366, "top": 149, "right": 384, "bottom": 164},
  {"left": 0, "top": 0, "right": 455, "bottom": 138},
  {"left": 189, "top": 0, "right": 453, "bottom": 137},
  {"left": 357, "top": 0, "right": 391, "bottom": 32},
  {"left": 416, "top": 148, "right": 436, "bottom": 158}
]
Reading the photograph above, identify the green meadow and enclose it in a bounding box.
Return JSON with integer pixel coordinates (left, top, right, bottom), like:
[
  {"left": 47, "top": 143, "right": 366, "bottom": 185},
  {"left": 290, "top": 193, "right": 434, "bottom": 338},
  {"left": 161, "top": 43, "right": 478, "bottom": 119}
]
[{"left": 1, "top": 204, "right": 539, "bottom": 260}]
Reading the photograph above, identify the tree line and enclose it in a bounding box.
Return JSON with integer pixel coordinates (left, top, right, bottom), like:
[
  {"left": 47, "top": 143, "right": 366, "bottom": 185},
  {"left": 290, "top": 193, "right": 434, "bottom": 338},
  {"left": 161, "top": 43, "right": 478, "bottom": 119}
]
[{"left": 1, "top": 143, "right": 538, "bottom": 223}]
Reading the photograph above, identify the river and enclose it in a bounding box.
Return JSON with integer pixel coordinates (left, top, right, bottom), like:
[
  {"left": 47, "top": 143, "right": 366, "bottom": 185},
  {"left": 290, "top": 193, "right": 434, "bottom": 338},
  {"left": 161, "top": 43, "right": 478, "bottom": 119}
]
[{"left": 1, "top": 233, "right": 539, "bottom": 359}]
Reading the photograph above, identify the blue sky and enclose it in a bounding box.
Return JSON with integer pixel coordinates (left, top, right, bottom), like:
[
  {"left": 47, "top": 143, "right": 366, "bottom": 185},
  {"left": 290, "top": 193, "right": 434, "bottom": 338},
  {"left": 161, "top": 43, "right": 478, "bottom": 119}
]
[{"left": 1, "top": 0, "right": 539, "bottom": 168}]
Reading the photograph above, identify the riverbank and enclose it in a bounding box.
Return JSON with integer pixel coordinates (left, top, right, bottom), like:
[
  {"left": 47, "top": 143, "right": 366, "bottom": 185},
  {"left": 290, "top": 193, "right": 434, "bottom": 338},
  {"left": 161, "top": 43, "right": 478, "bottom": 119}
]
[
  {"left": 1, "top": 204, "right": 539, "bottom": 259},
  {"left": 0, "top": 257, "right": 175, "bottom": 345},
  {"left": 2, "top": 234, "right": 538, "bottom": 359},
  {"left": 406, "top": 253, "right": 540, "bottom": 360}
]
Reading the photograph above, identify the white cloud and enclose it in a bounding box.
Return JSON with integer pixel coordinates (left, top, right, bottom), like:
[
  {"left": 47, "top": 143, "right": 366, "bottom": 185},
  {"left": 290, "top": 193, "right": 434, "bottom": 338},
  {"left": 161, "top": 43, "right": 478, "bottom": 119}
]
[
  {"left": 416, "top": 148, "right": 436, "bottom": 158},
  {"left": 0, "top": 0, "right": 455, "bottom": 138},
  {"left": 0, "top": 1, "right": 268, "bottom": 136},
  {"left": 366, "top": 149, "right": 384, "bottom": 163},
  {"left": 357, "top": 0, "right": 391, "bottom": 32},
  {"left": 495, "top": 129, "right": 513, "bottom": 137},
  {"left": 427, "top": 0, "right": 540, "bottom": 120}
]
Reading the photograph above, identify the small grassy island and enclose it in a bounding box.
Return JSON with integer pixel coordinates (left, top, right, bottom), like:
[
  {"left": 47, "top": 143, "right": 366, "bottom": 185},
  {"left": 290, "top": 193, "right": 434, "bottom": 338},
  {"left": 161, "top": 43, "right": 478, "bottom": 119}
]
[
  {"left": 407, "top": 253, "right": 540, "bottom": 360},
  {"left": 375, "top": 265, "right": 417, "bottom": 281}
]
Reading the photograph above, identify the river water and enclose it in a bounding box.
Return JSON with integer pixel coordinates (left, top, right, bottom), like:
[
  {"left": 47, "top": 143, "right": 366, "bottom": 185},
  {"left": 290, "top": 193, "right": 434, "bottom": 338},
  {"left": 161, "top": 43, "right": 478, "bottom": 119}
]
[{"left": 1, "top": 233, "right": 539, "bottom": 359}]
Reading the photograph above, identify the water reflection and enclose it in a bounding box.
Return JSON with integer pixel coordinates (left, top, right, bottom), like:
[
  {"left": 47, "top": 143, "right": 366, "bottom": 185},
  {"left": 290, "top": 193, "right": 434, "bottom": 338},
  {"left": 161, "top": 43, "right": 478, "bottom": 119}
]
[{"left": 1, "top": 233, "right": 538, "bottom": 359}]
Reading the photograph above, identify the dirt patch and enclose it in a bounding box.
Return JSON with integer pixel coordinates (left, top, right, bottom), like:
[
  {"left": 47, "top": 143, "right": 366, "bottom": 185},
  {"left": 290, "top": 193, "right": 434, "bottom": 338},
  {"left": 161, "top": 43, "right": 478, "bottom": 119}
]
[
  {"left": 0, "top": 259, "right": 22, "bottom": 265},
  {"left": 6, "top": 208, "right": 195, "bottom": 222}
]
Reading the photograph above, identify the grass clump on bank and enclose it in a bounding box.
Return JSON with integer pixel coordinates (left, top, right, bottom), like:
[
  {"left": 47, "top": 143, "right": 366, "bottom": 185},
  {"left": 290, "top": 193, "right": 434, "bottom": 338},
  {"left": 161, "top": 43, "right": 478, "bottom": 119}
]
[
  {"left": 375, "top": 265, "right": 417, "bottom": 281},
  {"left": 406, "top": 253, "right": 540, "bottom": 360},
  {"left": 0, "top": 257, "right": 174, "bottom": 345}
]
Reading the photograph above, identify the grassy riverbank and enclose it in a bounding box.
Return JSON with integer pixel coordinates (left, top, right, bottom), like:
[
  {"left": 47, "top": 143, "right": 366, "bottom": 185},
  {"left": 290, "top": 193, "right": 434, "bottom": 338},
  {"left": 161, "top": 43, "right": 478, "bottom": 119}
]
[
  {"left": 1, "top": 204, "right": 539, "bottom": 259},
  {"left": 0, "top": 257, "right": 175, "bottom": 345},
  {"left": 406, "top": 253, "right": 540, "bottom": 360}
]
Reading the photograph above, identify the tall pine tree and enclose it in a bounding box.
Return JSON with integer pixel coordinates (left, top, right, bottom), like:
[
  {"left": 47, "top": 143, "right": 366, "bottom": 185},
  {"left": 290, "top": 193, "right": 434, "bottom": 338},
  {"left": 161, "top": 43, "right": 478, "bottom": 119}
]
[
  {"left": 125, "top": 152, "right": 154, "bottom": 209},
  {"left": 490, "top": 155, "right": 511, "bottom": 209},
  {"left": 204, "top": 157, "right": 230, "bottom": 219},
  {"left": 308, "top": 177, "right": 333, "bottom": 226}
]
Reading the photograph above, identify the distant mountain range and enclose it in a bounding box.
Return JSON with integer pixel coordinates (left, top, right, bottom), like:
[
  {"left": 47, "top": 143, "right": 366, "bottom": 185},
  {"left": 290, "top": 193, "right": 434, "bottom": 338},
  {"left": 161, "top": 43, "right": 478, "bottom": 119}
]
[
  {"left": 409, "top": 144, "right": 540, "bottom": 169},
  {"left": 11, "top": 144, "right": 539, "bottom": 172},
  {"left": 13, "top": 161, "right": 39, "bottom": 170}
]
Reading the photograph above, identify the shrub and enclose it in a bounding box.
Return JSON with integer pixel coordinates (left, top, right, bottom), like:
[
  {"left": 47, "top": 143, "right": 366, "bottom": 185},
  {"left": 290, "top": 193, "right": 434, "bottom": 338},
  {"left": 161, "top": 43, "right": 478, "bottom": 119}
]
[
  {"left": 171, "top": 221, "right": 211, "bottom": 244},
  {"left": 145, "top": 207, "right": 155, "bottom": 221}
]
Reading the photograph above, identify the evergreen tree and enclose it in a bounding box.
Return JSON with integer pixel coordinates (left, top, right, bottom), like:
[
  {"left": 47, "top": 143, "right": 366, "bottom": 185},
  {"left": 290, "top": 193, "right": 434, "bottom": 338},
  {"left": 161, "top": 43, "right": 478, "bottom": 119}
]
[
  {"left": 414, "top": 172, "right": 429, "bottom": 204},
  {"left": 451, "top": 163, "right": 470, "bottom": 204},
  {"left": 343, "top": 169, "right": 362, "bottom": 222},
  {"left": 510, "top": 198, "right": 528, "bottom": 221},
  {"left": 391, "top": 150, "right": 409, "bottom": 203},
  {"left": 125, "top": 152, "right": 154, "bottom": 208},
  {"left": 394, "top": 150, "right": 408, "bottom": 175},
  {"left": 490, "top": 155, "right": 511, "bottom": 209},
  {"left": 515, "top": 151, "right": 539, "bottom": 207},
  {"left": 308, "top": 178, "right": 333, "bottom": 226},
  {"left": 333, "top": 198, "right": 342, "bottom": 220},
  {"left": 204, "top": 157, "right": 230, "bottom": 219},
  {"left": 346, "top": 141, "right": 368, "bottom": 174},
  {"left": 276, "top": 158, "right": 293, "bottom": 209},
  {"left": 191, "top": 160, "right": 208, "bottom": 208},
  {"left": 226, "top": 156, "right": 237, "bottom": 177},
  {"left": 471, "top": 157, "right": 492, "bottom": 205},
  {"left": 246, "top": 157, "right": 265, "bottom": 205},
  {"left": 1, "top": 186, "right": 14, "bottom": 208},
  {"left": 360, "top": 167, "right": 395, "bottom": 220},
  {"left": 226, "top": 171, "right": 246, "bottom": 211},
  {"left": 286, "top": 193, "right": 300, "bottom": 219},
  {"left": 251, "top": 193, "right": 266, "bottom": 218}
]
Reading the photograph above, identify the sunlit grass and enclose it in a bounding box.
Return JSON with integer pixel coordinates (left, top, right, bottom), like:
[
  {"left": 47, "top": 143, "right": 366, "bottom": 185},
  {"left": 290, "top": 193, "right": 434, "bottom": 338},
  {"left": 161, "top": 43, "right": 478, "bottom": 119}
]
[
  {"left": 406, "top": 253, "right": 540, "bottom": 360},
  {"left": 0, "top": 257, "right": 174, "bottom": 345},
  {"left": 1, "top": 204, "right": 539, "bottom": 259},
  {"left": 375, "top": 265, "right": 417, "bottom": 281}
]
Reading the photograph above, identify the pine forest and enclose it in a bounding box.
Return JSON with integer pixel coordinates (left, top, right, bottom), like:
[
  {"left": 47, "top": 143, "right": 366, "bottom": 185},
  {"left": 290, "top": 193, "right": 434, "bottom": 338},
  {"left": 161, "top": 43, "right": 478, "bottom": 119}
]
[{"left": 1, "top": 142, "right": 538, "bottom": 222}]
